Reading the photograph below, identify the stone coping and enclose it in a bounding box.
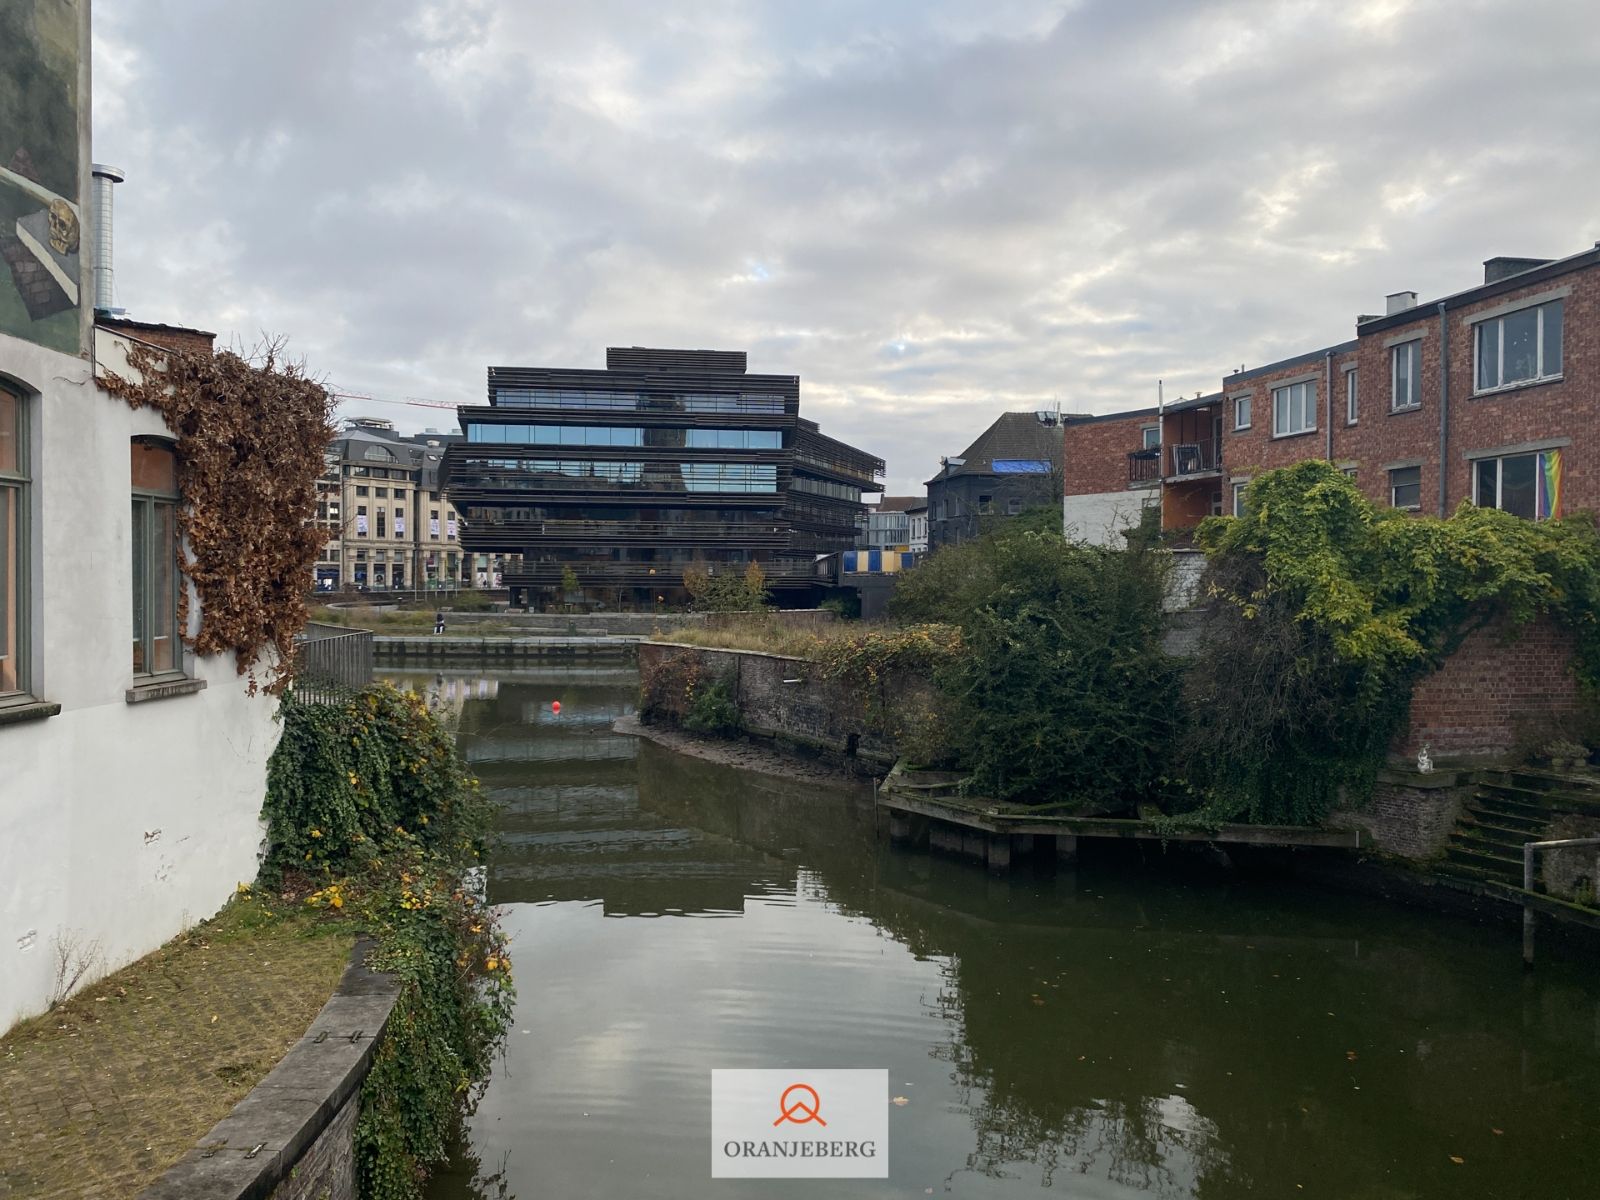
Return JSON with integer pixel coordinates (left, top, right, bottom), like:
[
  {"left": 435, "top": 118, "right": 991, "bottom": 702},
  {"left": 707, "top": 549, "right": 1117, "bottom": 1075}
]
[{"left": 138, "top": 939, "right": 399, "bottom": 1200}]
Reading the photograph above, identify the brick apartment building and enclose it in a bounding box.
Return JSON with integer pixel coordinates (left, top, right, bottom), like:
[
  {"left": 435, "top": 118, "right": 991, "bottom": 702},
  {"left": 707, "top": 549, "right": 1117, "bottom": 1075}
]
[{"left": 1065, "top": 244, "right": 1599, "bottom": 541}]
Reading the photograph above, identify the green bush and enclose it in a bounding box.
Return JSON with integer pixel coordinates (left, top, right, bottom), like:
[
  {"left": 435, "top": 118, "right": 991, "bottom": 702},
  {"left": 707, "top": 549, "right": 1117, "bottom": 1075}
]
[
  {"left": 682, "top": 678, "right": 744, "bottom": 736},
  {"left": 1182, "top": 460, "right": 1600, "bottom": 824},
  {"left": 262, "top": 684, "right": 511, "bottom": 1199}
]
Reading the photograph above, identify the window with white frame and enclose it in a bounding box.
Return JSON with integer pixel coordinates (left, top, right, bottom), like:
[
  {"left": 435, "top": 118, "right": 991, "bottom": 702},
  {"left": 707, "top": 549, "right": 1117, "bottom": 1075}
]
[
  {"left": 1234, "top": 394, "right": 1251, "bottom": 430},
  {"left": 1231, "top": 481, "right": 1247, "bottom": 517},
  {"left": 1388, "top": 465, "right": 1421, "bottom": 510},
  {"left": 1474, "top": 449, "right": 1562, "bottom": 521},
  {"left": 1391, "top": 340, "right": 1421, "bottom": 410},
  {"left": 1345, "top": 369, "right": 1359, "bottom": 424},
  {"left": 1, "top": 386, "right": 28, "bottom": 698},
  {"left": 1141, "top": 425, "right": 1159, "bottom": 450},
  {"left": 1475, "top": 299, "right": 1563, "bottom": 392},
  {"left": 131, "top": 439, "right": 183, "bottom": 677},
  {"left": 1271, "top": 381, "right": 1316, "bottom": 436}
]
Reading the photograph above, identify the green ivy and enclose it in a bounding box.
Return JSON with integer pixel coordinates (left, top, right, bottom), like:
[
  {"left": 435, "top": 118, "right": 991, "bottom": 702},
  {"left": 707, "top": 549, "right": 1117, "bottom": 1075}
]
[
  {"left": 262, "top": 684, "right": 512, "bottom": 1200},
  {"left": 682, "top": 678, "right": 744, "bottom": 736},
  {"left": 1183, "top": 460, "right": 1600, "bottom": 824}
]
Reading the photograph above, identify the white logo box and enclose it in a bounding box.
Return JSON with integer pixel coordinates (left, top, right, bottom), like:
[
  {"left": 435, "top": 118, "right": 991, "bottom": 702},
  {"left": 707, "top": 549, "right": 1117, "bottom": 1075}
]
[{"left": 711, "top": 1069, "right": 889, "bottom": 1179}]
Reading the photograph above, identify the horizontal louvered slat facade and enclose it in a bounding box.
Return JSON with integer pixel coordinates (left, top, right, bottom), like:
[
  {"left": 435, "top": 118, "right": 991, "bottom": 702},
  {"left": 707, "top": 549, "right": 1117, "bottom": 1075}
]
[{"left": 442, "top": 348, "right": 882, "bottom": 604}]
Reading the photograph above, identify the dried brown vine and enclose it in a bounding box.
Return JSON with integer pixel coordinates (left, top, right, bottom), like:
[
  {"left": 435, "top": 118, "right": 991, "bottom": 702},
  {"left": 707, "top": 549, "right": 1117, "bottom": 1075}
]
[{"left": 102, "top": 338, "right": 334, "bottom": 693}]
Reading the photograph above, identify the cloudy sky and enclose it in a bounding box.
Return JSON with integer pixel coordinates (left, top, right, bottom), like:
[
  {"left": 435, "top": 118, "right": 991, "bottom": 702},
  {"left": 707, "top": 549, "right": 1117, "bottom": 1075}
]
[{"left": 93, "top": 0, "right": 1600, "bottom": 494}]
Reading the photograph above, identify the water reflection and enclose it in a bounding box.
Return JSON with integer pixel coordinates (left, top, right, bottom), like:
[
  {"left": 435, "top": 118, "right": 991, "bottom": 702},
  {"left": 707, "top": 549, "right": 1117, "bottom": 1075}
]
[{"left": 410, "top": 667, "right": 1600, "bottom": 1200}]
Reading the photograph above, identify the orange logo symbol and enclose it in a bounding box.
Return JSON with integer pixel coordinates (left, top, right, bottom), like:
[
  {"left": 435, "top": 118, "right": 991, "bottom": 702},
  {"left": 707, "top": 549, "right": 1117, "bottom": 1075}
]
[{"left": 773, "top": 1082, "right": 826, "bottom": 1127}]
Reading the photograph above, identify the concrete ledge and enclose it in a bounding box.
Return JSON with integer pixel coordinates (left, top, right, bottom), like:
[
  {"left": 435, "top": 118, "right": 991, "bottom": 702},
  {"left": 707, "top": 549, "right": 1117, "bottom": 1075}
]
[
  {"left": 0, "top": 698, "right": 61, "bottom": 726},
  {"left": 126, "top": 677, "right": 208, "bottom": 704},
  {"left": 139, "top": 939, "right": 399, "bottom": 1200}
]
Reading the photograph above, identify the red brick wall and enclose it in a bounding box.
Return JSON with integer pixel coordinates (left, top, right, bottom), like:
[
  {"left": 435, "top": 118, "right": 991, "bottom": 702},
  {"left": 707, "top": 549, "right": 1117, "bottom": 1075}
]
[
  {"left": 99, "top": 320, "right": 216, "bottom": 357},
  {"left": 1398, "top": 617, "right": 1581, "bottom": 761},
  {"left": 1442, "top": 269, "right": 1600, "bottom": 516},
  {"left": 1064, "top": 411, "right": 1156, "bottom": 496},
  {"left": 1220, "top": 347, "right": 1357, "bottom": 484}
]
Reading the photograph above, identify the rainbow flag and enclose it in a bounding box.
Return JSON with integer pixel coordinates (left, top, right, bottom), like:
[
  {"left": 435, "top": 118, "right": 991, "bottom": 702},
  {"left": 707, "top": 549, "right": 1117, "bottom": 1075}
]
[{"left": 1537, "top": 449, "right": 1563, "bottom": 520}]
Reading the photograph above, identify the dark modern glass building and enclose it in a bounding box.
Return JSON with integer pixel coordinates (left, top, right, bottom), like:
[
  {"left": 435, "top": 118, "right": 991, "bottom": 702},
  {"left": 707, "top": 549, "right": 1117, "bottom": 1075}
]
[{"left": 441, "top": 347, "right": 884, "bottom": 606}]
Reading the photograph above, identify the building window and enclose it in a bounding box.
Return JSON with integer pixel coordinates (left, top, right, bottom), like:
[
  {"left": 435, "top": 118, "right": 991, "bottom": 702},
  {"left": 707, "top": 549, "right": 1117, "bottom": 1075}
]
[
  {"left": 978, "top": 494, "right": 992, "bottom": 514},
  {"left": 375, "top": 487, "right": 388, "bottom": 498},
  {"left": 1475, "top": 299, "right": 1562, "bottom": 392},
  {"left": 377, "top": 510, "right": 387, "bottom": 538},
  {"left": 131, "top": 439, "right": 183, "bottom": 677},
  {"left": 356, "top": 504, "right": 368, "bottom": 536},
  {"left": 1234, "top": 395, "right": 1251, "bottom": 430},
  {"left": 0, "top": 387, "right": 27, "bottom": 698},
  {"left": 1474, "top": 450, "right": 1562, "bottom": 520},
  {"left": 1341, "top": 466, "right": 1358, "bottom": 480},
  {"left": 1141, "top": 425, "right": 1159, "bottom": 450},
  {"left": 1346, "top": 370, "right": 1358, "bottom": 424},
  {"left": 1271, "top": 381, "right": 1316, "bottom": 437},
  {"left": 1389, "top": 465, "right": 1421, "bottom": 510},
  {"left": 1231, "top": 481, "right": 1247, "bottom": 517},
  {"left": 1006, "top": 497, "right": 1023, "bottom": 515},
  {"left": 354, "top": 485, "right": 368, "bottom": 497},
  {"left": 1391, "top": 341, "right": 1421, "bottom": 410}
]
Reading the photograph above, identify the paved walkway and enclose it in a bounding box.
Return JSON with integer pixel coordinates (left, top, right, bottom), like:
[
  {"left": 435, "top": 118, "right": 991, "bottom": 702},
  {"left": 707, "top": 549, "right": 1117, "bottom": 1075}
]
[{"left": 0, "top": 902, "right": 352, "bottom": 1199}]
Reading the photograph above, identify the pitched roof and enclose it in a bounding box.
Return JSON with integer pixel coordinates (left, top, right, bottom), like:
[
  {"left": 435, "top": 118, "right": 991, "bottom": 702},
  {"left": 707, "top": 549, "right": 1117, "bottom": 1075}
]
[
  {"left": 873, "top": 495, "right": 922, "bottom": 512},
  {"left": 930, "top": 411, "right": 1063, "bottom": 482}
]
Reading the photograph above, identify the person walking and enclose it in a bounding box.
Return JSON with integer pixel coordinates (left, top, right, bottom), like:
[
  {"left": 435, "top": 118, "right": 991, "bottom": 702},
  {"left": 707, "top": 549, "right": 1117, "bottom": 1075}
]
[{"left": 434, "top": 610, "right": 446, "bottom": 635}]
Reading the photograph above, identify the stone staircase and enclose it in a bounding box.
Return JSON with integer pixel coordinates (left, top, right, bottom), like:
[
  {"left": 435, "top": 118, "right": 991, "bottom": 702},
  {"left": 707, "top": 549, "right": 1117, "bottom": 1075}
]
[{"left": 1442, "top": 767, "right": 1600, "bottom": 887}]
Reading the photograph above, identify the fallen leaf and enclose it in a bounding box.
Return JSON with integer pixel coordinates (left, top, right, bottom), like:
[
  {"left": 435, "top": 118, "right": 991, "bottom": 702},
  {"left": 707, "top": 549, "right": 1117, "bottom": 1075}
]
[
  {"left": 210, "top": 1014, "right": 218, "bottom": 1023},
  {"left": 1491, "top": 1128, "right": 1504, "bottom": 1136},
  {"left": 892, "top": 1096, "right": 909, "bottom": 1106},
  {"left": 1450, "top": 1156, "right": 1465, "bottom": 1165}
]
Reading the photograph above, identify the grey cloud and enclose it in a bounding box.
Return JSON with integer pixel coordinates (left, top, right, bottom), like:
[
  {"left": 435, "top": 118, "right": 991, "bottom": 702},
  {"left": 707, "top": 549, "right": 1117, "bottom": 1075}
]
[{"left": 92, "top": 0, "right": 1600, "bottom": 493}]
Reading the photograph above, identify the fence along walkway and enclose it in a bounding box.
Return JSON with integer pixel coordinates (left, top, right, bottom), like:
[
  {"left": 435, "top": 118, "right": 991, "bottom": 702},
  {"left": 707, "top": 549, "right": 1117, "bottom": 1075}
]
[{"left": 292, "top": 621, "right": 374, "bottom": 704}]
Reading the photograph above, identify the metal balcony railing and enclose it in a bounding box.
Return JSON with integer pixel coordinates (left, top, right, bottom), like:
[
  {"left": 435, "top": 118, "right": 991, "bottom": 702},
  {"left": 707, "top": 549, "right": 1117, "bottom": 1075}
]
[
  {"left": 1127, "top": 449, "right": 1161, "bottom": 484},
  {"left": 1167, "top": 438, "right": 1221, "bottom": 478}
]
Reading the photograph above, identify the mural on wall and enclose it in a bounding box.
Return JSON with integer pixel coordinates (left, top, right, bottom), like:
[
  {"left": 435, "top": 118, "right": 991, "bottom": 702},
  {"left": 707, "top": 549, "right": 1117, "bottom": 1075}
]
[{"left": 0, "top": 0, "right": 85, "bottom": 355}]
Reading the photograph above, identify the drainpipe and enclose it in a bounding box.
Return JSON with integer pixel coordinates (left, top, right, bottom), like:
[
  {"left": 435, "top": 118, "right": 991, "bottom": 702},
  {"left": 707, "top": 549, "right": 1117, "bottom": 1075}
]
[
  {"left": 1324, "top": 350, "right": 1334, "bottom": 461},
  {"left": 1437, "top": 301, "right": 1449, "bottom": 516}
]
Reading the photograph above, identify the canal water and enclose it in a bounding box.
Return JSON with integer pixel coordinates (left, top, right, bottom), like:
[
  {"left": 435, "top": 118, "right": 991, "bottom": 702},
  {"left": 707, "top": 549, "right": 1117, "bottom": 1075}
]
[{"left": 400, "top": 665, "right": 1600, "bottom": 1200}]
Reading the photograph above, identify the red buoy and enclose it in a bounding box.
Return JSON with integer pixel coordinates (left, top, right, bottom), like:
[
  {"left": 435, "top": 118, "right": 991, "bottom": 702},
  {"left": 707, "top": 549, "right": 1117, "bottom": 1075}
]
[{"left": 551, "top": 700, "right": 562, "bottom": 715}]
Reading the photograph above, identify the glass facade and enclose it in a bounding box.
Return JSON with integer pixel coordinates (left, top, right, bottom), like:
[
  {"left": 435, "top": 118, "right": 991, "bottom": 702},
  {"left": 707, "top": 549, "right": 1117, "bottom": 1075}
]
[
  {"left": 492, "top": 389, "right": 788, "bottom": 414},
  {"left": 466, "top": 424, "right": 783, "bottom": 450}
]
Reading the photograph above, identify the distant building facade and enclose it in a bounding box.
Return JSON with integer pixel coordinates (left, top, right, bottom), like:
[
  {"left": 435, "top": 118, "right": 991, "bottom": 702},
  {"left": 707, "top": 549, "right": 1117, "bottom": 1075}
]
[
  {"left": 926, "top": 411, "right": 1064, "bottom": 548},
  {"left": 856, "top": 495, "right": 920, "bottom": 550},
  {"left": 441, "top": 347, "right": 883, "bottom": 607},
  {"left": 312, "top": 419, "right": 490, "bottom": 591}
]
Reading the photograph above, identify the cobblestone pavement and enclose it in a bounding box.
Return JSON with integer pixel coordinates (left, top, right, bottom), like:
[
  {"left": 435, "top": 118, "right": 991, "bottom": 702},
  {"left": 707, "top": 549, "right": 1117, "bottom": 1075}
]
[{"left": 0, "top": 902, "right": 353, "bottom": 1199}]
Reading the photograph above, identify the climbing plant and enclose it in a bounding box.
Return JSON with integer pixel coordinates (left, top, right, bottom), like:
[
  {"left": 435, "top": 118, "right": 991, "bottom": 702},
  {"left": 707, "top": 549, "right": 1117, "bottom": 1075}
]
[
  {"left": 101, "top": 338, "right": 334, "bottom": 692},
  {"left": 1182, "top": 460, "right": 1600, "bottom": 824},
  {"left": 261, "top": 683, "right": 512, "bottom": 1200}
]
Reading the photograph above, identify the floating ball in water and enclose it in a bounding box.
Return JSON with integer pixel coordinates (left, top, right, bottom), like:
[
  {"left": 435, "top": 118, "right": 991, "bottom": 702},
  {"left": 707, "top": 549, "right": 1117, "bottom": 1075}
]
[{"left": 552, "top": 700, "right": 562, "bottom": 715}]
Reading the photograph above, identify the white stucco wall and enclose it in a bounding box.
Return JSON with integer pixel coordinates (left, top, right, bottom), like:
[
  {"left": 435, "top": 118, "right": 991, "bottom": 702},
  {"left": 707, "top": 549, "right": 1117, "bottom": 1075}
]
[
  {"left": 1, "top": 329, "right": 279, "bottom": 1033},
  {"left": 1062, "top": 488, "right": 1159, "bottom": 546}
]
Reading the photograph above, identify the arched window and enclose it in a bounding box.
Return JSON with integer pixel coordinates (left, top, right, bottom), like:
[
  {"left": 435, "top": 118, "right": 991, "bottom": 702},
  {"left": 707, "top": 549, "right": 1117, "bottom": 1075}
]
[
  {"left": 131, "top": 438, "right": 182, "bottom": 676},
  {"left": 1, "top": 385, "right": 28, "bottom": 697}
]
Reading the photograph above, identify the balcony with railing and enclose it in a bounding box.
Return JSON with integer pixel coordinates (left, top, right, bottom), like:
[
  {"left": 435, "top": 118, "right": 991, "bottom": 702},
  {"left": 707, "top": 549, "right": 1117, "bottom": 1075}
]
[
  {"left": 1164, "top": 438, "right": 1222, "bottom": 481},
  {"left": 1127, "top": 449, "right": 1161, "bottom": 486}
]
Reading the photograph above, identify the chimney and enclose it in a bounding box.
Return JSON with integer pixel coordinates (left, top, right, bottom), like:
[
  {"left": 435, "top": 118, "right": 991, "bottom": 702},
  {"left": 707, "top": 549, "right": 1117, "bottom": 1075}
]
[
  {"left": 1483, "top": 256, "right": 1553, "bottom": 284},
  {"left": 1385, "top": 290, "right": 1417, "bottom": 316},
  {"left": 90, "top": 164, "right": 126, "bottom": 315}
]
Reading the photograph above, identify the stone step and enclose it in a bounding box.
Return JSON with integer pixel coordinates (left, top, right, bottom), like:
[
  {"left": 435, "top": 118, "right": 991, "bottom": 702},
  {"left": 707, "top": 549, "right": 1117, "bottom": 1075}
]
[
  {"left": 1459, "top": 825, "right": 1542, "bottom": 851},
  {"left": 1444, "top": 844, "right": 1523, "bottom": 881},
  {"left": 1470, "top": 787, "right": 1558, "bottom": 820},
  {"left": 1488, "top": 766, "right": 1600, "bottom": 794}
]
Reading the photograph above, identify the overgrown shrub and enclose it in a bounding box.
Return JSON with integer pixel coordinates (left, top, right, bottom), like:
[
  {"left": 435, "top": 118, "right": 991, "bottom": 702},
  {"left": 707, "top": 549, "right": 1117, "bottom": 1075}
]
[
  {"left": 683, "top": 560, "right": 770, "bottom": 612},
  {"left": 1183, "top": 460, "right": 1600, "bottom": 824},
  {"left": 682, "top": 678, "right": 743, "bottom": 736},
  {"left": 931, "top": 533, "right": 1180, "bottom": 808},
  {"left": 262, "top": 684, "right": 511, "bottom": 1199}
]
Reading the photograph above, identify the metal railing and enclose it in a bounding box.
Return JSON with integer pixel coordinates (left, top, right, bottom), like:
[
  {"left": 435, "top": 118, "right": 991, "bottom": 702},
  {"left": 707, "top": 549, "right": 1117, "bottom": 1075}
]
[
  {"left": 1521, "top": 836, "right": 1600, "bottom": 965},
  {"left": 1168, "top": 439, "right": 1221, "bottom": 478},
  {"left": 291, "top": 621, "right": 374, "bottom": 705},
  {"left": 1127, "top": 449, "right": 1161, "bottom": 484}
]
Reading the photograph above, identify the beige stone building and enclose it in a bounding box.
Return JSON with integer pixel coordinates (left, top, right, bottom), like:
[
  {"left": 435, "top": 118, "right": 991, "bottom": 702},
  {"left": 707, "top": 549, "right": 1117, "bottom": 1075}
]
[{"left": 312, "top": 419, "right": 492, "bottom": 591}]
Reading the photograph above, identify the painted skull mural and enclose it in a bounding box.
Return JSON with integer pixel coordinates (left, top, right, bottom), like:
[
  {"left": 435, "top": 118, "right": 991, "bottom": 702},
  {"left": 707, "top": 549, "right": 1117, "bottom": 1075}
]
[{"left": 0, "top": 0, "right": 87, "bottom": 355}]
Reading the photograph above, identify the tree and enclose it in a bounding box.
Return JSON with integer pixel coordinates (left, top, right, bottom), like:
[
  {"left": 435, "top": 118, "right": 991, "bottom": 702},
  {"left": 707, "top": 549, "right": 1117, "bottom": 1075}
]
[{"left": 682, "top": 559, "right": 770, "bottom": 612}]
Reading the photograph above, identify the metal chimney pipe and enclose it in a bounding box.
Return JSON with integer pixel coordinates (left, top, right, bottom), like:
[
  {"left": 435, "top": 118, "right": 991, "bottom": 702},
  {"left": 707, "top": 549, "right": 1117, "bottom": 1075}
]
[{"left": 90, "top": 164, "right": 126, "bottom": 315}]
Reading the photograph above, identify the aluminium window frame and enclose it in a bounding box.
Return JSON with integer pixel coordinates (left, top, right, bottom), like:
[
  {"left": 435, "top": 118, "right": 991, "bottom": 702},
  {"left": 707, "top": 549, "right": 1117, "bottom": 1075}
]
[
  {"left": 1345, "top": 366, "right": 1359, "bottom": 425},
  {"left": 1271, "top": 380, "right": 1317, "bottom": 438},
  {"left": 1388, "top": 465, "right": 1422, "bottom": 511},
  {"left": 1390, "top": 340, "right": 1422, "bottom": 412}
]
